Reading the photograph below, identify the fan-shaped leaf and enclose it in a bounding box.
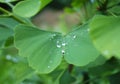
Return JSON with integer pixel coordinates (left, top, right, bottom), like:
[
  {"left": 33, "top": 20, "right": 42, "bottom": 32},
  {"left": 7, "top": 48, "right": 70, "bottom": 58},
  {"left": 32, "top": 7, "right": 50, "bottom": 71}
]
[
  {"left": 90, "top": 15, "right": 120, "bottom": 58},
  {"left": 15, "top": 25, "right": 63, "bottom": 73},
  {"left": 64, "top": 24, "right": 100, "bottom": 66}
]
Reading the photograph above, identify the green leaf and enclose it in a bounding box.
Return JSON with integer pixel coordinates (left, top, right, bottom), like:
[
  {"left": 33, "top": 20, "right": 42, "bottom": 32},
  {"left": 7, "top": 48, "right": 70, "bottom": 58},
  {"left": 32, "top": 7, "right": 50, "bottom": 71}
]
[
  {"left": 0, "top": 18, "right": 19, "bottom": 48},
  {"left": 59, "top": 70, "right": 76, "bottom": 84},
  {"left": 90, "top": 15, "right": 120, "bottom": 58},
  {"left": 13, "top": 0, "right": 51, "bottom": 17},
  {"left": 88, "top": 57, "right": 120, "bottom": 77},
  {"left": 0, "top": 47, "right": 34, "bottom": 84},
  {"left": 15, "top": 24, "right": 100, "bottom": 73},
  {"left": 0, "top": 17, "right": 19, "bottom": 29},
  {"left": 0, "top": 26, "right": 13, "bottom": 41},
  {"left": 64, "top": 24, "right": 100, "bottom": 66},
  {"left": 0, "top": 26, "right": 13, "bottom": 48},
  {"left": 15, "top": 25, "right": 63, "bottom": 73},
  {"left": 107, "top": 6, "right": 120, "bottom": 14},
  {"left": 84, "top": 55, "right": 107, "bottom": 68},
  {"left": 40, "top": 0, "right": 52, "bottom": 10},
  {"left": 109, "top": 72, "right": 120, "bottom": 84},
  {"left": 13, "top": 0, "right": 41, "bottom": 17}
]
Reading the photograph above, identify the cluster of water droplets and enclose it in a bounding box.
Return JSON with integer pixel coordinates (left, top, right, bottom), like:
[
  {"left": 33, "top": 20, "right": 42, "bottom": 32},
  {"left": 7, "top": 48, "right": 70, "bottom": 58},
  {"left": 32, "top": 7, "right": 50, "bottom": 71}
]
[
  {"left": 47, "top": 60, "right": 53, "bottom": 69},
  {"left": 56, "top": 40, "right": 67, "bottom": 55},
  {"left": 6, "top": 54, "right": 19, "bottom": 63},
  {"left": 50, "top": 34, "right": 57, "bottom": 41}
]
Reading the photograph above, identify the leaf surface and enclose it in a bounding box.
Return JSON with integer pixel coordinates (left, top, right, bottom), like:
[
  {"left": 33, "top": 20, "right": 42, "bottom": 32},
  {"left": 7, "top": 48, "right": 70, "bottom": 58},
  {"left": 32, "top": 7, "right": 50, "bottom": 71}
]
[{"left": 90, "top": 15, "right": 120, "bottom": 58}]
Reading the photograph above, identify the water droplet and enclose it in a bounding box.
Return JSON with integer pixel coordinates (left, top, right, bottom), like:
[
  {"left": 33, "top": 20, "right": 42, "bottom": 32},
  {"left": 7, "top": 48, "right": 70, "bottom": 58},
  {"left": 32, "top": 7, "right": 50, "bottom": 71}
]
[
  {"left": 53, "top": 34, "right": 56, "bottom": 37},
  {"left": 62, "top": 43, "right": 66, "bottom": 46},
  {"left": 87, "top": 28, "right": 90, "bottom": 31},
  {"left": 73, "top": 35, "right": 76, "bottom": 39},
  {"left": 6, "top": 55, "right": 12, "bottom": 60},
  {"left": 48, "top": 66, "right": 50, "bottom": 68},
  {"left": 57, "top": 44, "right": 61, "bottom": 48},
  {"left": 103, "top": 50, "right": 109, "bottom": 55},
  {"left": 12, "top": 58, "right": 18, "bottom": 63},
  {"left": 51, "top": 34, "right": 56, "bottom": 39},
  {"left": 57, "top": 41, "right": 59, "bottom": 43},
  {"left": 62, "top": 50, "right": 65, "bottom": 54}
]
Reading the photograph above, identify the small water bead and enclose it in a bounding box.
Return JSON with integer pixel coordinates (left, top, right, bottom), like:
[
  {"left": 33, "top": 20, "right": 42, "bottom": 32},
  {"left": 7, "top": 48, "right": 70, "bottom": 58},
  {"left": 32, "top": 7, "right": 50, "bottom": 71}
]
[
  {"left": 57, "top": 44, "right": 61, "bottom": 48},
  {"left": 62, "top": 43, "right": 66, "bottom": 46},
  {"left": 73, "top": 35, "right": 76, "bottom": 39},
  {"left": 12, "top": 58, "right": 19, "bottom": 63},
  {"left": 62, "top": 50, "right": 65, "bottom": 54},
  {"left": 48, "top": 66, "right": 50, "bottom": 68},
  {"left": 53, "top": 34, "right": 56, "bottom": 37},
  {"left": 87, "top": 28, "right": 90, "bottom": 32},
  {"left": 6, "top": 55, "right": 12, "bottom": 60},
  {"left": 103, "top": 50, "right": 109, "bottom": 55},
  {"left": 57, "top": 40, "right": 59, "bottom": 43},
  {"left": 51, "top": 34, "right": 56, "bottom": 39}
]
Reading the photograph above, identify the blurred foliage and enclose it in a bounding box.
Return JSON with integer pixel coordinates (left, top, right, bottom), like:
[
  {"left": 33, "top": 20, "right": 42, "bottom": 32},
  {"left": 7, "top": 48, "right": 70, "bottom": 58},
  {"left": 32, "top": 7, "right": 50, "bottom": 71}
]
[{"left": 0, "top": 0, "right": 120, "bottom": 84}]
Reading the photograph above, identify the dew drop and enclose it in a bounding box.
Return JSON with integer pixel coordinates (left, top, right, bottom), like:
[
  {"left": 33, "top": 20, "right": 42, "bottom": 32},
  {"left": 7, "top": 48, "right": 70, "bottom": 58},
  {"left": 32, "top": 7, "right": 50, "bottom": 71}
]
[
  {"left": 53, "top": 34, "right": 56, "bottom": 37},
  {"left": 6, "top": 55, "right": 12, "bottom": 60},
  {"left": 73, "top": 35, "right": 76, "bottom": 39},
  {"left": 12, "top": 58, "right": 18, "bottom": 63},
  {"left": 57, "top": 44, "right": 61, "bottom": 48},
  {"left": 62, "top": 43, "right": 66, "bottom": 46},
  {"left": 103, "top": 50, "right": 109, "bottom": 55},
  {"left": 48, "top": 66, "right": 50, "bottom": 68},
  {"left": 62, "top": 50, "right": 65, "bottom": 54},
  {"left": 57, "top": 41, "right": 59, "bottom": 43},
  {"left": 51, "top": 34, "right": 56, "bottom": 39},
  {"left": 87, "top": 28, "right": 90, "bottom": 31}
]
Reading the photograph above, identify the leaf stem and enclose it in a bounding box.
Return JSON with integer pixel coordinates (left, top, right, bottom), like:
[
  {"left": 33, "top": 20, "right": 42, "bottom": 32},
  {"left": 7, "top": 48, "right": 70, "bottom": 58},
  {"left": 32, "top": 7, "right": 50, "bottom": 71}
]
[
  {"left": 6, "top": 2, "right": 14, "bottom": 8},
  {"left": 0, "top": 7, "right": 10, "bottom": 14},
  {"left": 0, "top": 7, "right": 26, "bottom": 24}
]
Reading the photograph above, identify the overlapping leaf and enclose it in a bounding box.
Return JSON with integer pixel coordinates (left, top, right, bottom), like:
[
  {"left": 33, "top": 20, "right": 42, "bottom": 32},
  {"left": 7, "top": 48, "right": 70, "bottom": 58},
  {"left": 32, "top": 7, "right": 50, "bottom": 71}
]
[
  {"left": 0, "top": 18, "right": 19, "bottom": 48},
  {"left": 13, "top": 0, "right": 51, "bottom": 17},
  {"left": 14, "top": 24, "right": 100, "bottom": 73},
  {"left": 90, "top": 15, "right": 120, "bottom": 58},
  {"left": 15, "top": 25, "right": 63, "bottom": 73},
  {"left": 64, "top": 24, "right": 100, "bottom": 66}
]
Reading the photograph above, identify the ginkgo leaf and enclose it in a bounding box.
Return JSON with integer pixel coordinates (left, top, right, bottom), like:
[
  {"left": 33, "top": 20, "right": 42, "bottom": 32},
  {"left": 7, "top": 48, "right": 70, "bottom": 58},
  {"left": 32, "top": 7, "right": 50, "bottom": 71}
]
[
  {"left": 14, "top": 25, "right": 63, "bottom": 73},
  {"left": 13, "top": 0, "right": 41, "bottom": 17},
  {"left": 0, "top": 18, "right": 19, "bottom": 48},
  {"left": 90, "top": 15, "right": 120, "bottom": 59},
  {"left": 13, "top": 0, "right": 51, "bottom": 17},
  {"left": 15, "top": 24, "right": 100, "bottom": 73},
  {"left": 64, "top": 24, "right": 100, "bottom": 66}
]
